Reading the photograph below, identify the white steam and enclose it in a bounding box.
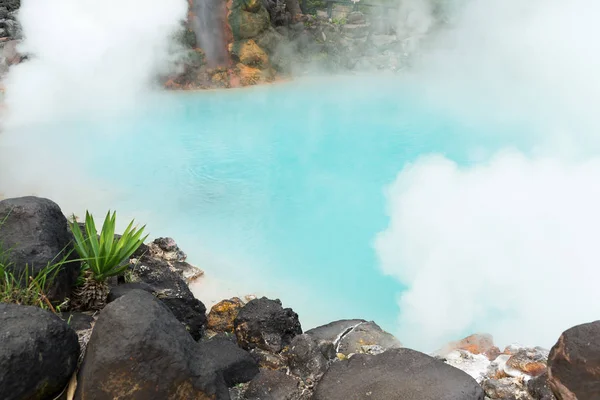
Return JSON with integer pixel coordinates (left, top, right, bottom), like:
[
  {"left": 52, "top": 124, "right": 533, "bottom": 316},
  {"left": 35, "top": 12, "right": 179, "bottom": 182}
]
[
  {"left": 2, "top": 0, "right": 187, "bottom": 127},
  {"left": 376, "top": 0, "right": 600, "bottom": 351}
]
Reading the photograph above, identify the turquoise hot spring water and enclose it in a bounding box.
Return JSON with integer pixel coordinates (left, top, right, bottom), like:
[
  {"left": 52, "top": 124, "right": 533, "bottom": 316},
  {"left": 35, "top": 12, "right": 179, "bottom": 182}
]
[{"left": 11, "top": 76, "right": 533, "bottom": 342}]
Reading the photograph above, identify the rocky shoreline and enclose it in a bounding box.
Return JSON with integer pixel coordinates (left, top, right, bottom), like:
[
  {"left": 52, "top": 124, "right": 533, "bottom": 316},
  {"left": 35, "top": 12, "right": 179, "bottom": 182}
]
[
  {"left": 0, "top": 195, "right": 598, "bottom": 400},
  {"left": 0, "top": 0, "right": 414, "bottom": 92}
]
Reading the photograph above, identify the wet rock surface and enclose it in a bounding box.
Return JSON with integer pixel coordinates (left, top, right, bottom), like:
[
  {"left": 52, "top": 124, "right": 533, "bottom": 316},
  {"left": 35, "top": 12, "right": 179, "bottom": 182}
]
[
  {"left": 234, "top": 297, "right": 302, "bottom": 352},
  {"left": 75, "top": 290, "right": 228, "bottom": 400},
  {"left": 0, "top": 303, "right": 79, "bottom": 400},
  {"left": 127, "top": 254, "right": 207, "bottom": 339},
  {"left": 208, "top": 297, "right": 245, "bottom": 333},
  {"left": 313, "top": 347, "right": 485, "bottom": 400},
  {"left": 547, "top": 320, "right": 600, "bottom": 400},
  {"left": 285, "top": 333, "right": 334, "bottom": 381},
  {"left": 244, "top": 369, "right": 308, "bottom": 400},
  {"left": 306, "top": 319, "right": 401, "bottom": 356},
  {"left": 527, "top": 372, "right": 556, "bottom": 400},
  {"left": 0, "top": 196, "right": 79, "bottom": 302},
  {"left": 197, "top": 337, "right": 259, "bottom": 386}
]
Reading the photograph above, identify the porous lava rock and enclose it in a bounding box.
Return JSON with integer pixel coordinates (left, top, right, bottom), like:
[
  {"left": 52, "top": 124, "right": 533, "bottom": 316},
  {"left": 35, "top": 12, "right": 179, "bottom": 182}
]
[
  {"left": 306, "top": 319, "right": 401, "bottom": 355},
  {"left": 285, "top": 333, "right": 334, "bottom": 381},
  {"left": 0, "top": 196, "right": 79, "bottom": 301},
  {"left": 197, "top": 337, "right": 259, "bottom": 386},
  {"left": 106, "top": 282, "right": 154, "bottom": 303},
  {"left": 208, "top": 297, "right": 245, "bottom": 332},
  {"left": 527, "top": 372, "right": 556, "bottom": 400},
  {"left": 0, "top": 303, "right": 79, "bottom": 400},
  {"left": 244, "top": 369, "right": 307, "bottom": 400},
  {"left": 441, "top": 333, "right": 501, "bottom": 361},
  {"left": 234, "top": 297, "right": 302, "bottom": 353},
  {"left": 313, "top": 347, "right": 485, "bottom": 400},
  {"left": 75, "top": 289, "right": 228, "bottom": 399},
  {"left": 547, "top": 320, "right": 600, "bottom": 400},
  {"left": 128, "top": 254, "right": 207, "bottom": 339}
]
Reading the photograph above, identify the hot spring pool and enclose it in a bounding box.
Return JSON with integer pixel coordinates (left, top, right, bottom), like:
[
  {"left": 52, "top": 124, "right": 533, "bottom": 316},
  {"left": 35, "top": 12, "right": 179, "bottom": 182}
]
[{"left": 8, "top": 76, "right": 533, "bottom": 342}]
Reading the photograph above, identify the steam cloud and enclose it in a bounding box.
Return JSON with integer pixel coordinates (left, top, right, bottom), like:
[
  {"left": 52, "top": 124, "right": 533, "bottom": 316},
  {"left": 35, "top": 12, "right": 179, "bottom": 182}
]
[
  {"left": 2, "top": 0, "right": 187, "bottom": 127},
  {"left": 376, "top": 0, "right": 600, "bottom": 351},
  {"left": 0, "top": 0, "right": 188, "bottom": 209},
  {"left": 2, "top": 0, "right": 599, "bottom": 352}
]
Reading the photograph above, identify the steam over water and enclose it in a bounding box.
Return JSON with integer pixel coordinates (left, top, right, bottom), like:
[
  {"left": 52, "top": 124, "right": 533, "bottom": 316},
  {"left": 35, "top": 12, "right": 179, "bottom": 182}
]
[{"left": 1, "top": 0, "right": 600, "bottom": 352}]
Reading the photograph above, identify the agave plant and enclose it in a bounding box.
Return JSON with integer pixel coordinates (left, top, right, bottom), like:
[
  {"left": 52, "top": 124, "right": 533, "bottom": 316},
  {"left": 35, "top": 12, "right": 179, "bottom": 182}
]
[{"left": 70, "top": 211, "right": 147, "bottom": 310}]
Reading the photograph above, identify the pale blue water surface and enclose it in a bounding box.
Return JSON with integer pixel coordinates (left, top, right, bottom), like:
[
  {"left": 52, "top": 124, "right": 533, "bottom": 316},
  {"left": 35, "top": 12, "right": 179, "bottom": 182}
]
[{"left": 50, "top": 76, "right": 533, "bottom": 334}]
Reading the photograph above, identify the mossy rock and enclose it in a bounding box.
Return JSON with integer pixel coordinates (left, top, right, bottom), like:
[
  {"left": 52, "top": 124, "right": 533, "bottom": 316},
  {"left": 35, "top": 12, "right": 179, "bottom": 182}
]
[
  {"left": 231, "top": 39, "right": 269, "bottom": 68},
  {"left": 229, "top": 5, "right": 270, "bottom": 40},
  {"left": 176, "top": 26, "right": 197, "bottom": 49},
  {"left": 255, "top": 26, "right": 285, "bottom": 54},
  {"left": 242, "top": 0, "right": 262, "bottom": 13}
]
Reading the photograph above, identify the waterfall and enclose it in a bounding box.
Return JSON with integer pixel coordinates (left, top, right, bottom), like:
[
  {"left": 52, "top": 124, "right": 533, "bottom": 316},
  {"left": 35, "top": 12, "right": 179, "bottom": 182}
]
[{"left": 189, "top": 0, "right": 229, "bottom": 67}]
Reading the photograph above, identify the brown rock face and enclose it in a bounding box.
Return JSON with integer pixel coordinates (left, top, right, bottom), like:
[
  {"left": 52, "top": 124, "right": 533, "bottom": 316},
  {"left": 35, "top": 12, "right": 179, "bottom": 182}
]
[
  {"left": 207, "top": 297, "right": 244, "bottom": 332},
  {"left": 237, "top": 63, "right": 270, "bottom": 86},
  {"left": 506, "top": 348, "right": 547, "bottom": 377},
  {"left": 547, "top": 320, "right": 600, "bottom": 400},
  {"left": 231, "top": 39, "right": 269, "bottom": 68},
  {"left": 442, "top": 333, "right": 501, "bottom": 361}
]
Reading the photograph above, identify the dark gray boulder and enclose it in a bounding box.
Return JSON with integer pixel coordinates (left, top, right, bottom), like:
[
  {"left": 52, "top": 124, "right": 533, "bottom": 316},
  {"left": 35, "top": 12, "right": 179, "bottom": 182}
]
[
  {"left": 59, "top": 311, "right": 95, "bottom": 331},
  {"left": 106, "top": 282, "right": 154, "bottom": 303},
  {"left": 306, "top": 319, "right": 401, "bottom": 355},
  {"left": 198, "top": 337, "right": 259, "bottom": 386},
  {"left": 244, "top": 369, "right": 307, "bottom": 400},
  {"left": 305, "top": 319, "right": 366, "bottom": 342},
  {"left": 285, "top": 333, "right": 333, "bottom": 381},
  {"left": 129, "top": 254, "right": 207, "bottom": 340},
  {"left": 336, "top": 321, "right": 402, "bottom": 354},
  {"left": 547, "top": 320, "right": 600, "bottom": 400},
  {"left": 0, "top": 303, "right": 79, "bottom": 400},
  {"left": 234, "top": 297, "right": 302, "bottom": 353},
  {"left": 75, "top": 289, "right": 229, "bottom": 400},
  {"left": 0, "top": 196, "right": 79, "bottom": 302},
  {"left": 313, "top": 347, "right": 485, "bottom": 400},
  {"left": 527, "top": 372, "right": 555, "bottom": 400}
]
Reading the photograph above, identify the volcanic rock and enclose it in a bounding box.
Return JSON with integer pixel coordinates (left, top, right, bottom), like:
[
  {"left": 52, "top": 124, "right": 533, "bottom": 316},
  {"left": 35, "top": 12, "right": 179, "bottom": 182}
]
[
  {"left": 284, "top": 333, "right": 334, "bottom": 381},
  {"left": 197, "top": 337, "right": 259, "bottom": 386},
  {"left": 208, "top": 297, "right": 245, "bottom": 333},
  {"left": 232, "top": 39, "right": 269, "bottom": 68},
  {"left": 313, "top": 347, "right": 484, "bottom": 400},
  {"left": 234, "top": 297, "right": 302, "bottom": 352},
  {"left": 482, "top": 378, "right": 532, "bottom": 399},
  {"left": 306, "top": 319, "right": 401, "bottom": 355},
  {"left": 506, "top": 347, "right": 548, "bottom": 377},
  {"left": 0, "top": 303, "right": 79, "bottom": 400},
  {"left": 547, "top": 320, "right": 600, "bottom": 400},
  {"left": 128, "top": 254, "right": 207, "bottom": 340},
  {"left": 244, "top": 369, "right": 307, "bottom": 400},
  {"left": 229, "top": 0, "right": 270, "bottom": 40},
  {"left": 441, "top": 333, "right": 501, "bottom": 361},
  {"left": 249, "top": 347, "right": 288, "bottom": 370},
  {"left": 75, "top": 290, "right": 228, "bottom": 399},
  {"left": 106, "top": 282, "right": 154, "bottom": 303},
  {"left": 527, "top": 372, "right": 556, "bottom": 400},
  {"left": 0, "top": 196, "right": 79, "bottom": 302}
]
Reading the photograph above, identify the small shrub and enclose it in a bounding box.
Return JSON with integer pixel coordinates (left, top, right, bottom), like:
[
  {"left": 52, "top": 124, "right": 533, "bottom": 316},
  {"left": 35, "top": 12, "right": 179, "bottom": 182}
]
[{"left": 69, "top": 211, "right": 147, "bottom": 310}]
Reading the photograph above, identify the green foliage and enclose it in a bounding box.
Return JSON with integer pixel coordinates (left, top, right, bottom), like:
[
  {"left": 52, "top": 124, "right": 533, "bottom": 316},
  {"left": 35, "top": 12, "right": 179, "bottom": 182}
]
[
  {"left": 0, "top": 214, "right": 67, "bottom": 311},
  {"left": 70, "top": 211, "right": 148, "bottom": 283},
  {"left": 332, "top": 16, "right": 347, "bottom": 25},
  {"left": 0, "top": 253, "right": 65, "bottom": 311}
]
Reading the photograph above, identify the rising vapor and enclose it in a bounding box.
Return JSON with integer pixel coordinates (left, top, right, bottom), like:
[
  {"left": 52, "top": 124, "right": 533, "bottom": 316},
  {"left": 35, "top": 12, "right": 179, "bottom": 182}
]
[{"left": 376, "top": 0, "right": 600, "bottom": 351}]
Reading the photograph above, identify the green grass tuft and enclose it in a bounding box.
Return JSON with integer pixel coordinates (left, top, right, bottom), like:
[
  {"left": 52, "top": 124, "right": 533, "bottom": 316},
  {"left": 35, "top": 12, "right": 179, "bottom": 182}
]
[{"left": 69, "top": 211, "right": 148, "bottom": 283}]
